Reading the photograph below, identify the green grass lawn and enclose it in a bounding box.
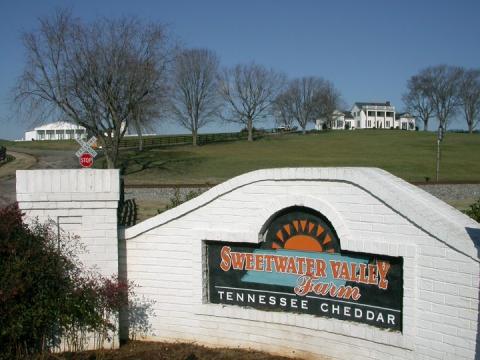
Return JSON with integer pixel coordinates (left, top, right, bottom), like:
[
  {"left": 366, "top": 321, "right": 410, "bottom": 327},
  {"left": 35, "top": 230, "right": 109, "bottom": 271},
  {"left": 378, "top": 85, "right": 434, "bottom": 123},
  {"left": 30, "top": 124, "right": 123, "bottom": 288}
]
[
  {"left": 94, "top": 130, "right": 480, "bottom": 185},
  {"left": 0, "top": 139, "right": 79, "bottom": 151}
]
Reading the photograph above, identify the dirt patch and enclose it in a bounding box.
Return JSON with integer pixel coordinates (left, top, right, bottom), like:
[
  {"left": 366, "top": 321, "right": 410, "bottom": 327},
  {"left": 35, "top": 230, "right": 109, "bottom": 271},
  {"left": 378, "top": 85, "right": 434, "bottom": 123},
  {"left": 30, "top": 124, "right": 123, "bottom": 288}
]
[
  {"left": 0, "top": 148, "right": 79, "bottom": 207},
  {"left": 12, "top": 147, "right": 78, "bottom": 169},
  {"left": 0, "top": 151, "right": 37, "bottom": 179},
  {"left": 45, "top": 341, "right": 306, "bottom": 360},
  {"left": 0, "top": 151, "right": 38, "bottom": 206}
]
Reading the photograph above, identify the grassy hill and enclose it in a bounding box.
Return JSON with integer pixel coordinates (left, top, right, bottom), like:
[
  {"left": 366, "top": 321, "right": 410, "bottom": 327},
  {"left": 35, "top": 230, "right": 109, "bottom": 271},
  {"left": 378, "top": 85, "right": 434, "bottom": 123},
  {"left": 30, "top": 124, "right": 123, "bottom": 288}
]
[
  {"left": 0, "top": 139, "right": 78, "bottom": 151},
  {"left": 94, "top": 130, "right": 480, "bottom": 185}
]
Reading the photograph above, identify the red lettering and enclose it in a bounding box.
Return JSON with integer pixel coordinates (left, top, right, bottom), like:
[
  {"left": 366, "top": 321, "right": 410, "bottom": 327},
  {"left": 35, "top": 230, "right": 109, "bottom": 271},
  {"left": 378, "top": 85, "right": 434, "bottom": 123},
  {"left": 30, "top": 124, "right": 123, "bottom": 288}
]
[
  {"left": 254, "top": 254, "right": 264, "bottom": 271},
  {"left": 358, "top": 263, "right": 368, "bottom": 284},
  {"left": 315, "top": 259, "right": 327, "bottom": 278},
  {"left": 330, "top": 260, "right": 341, "bottom": 279},
  {"left": 231, "top": 252, "right": 246, "bottom": 270},
  {"left": 286, "top": 257, "right": 298, "bottom": 274},
  {"left": 336, "top": 286, "right": 361, "bottom": 300},
  {"left": 367, "top": 264, "right": 377, "bottom": 285},
  {"left": 297, "top": 257, "right": 306, "bottom": 274},
  {"left": 245, "top": 254, "right": 254, "bottom": 270},
  {"left": 273, "top": 255, "right": 288, "bottom": 273},
  {"left": 294, "top": 277, "right": 363, "bottom": 301},
  {"left": 377, "top": 261, "right": 390, "bottom": 289},
  {"left": 329, "top": 282, "right": 338, "bottom": 297},
  {"left": 339, "top": 262, "right": 350, "bottom": 280},
  {"left": 220, "top": 246, "right": 231, "bottom": 271},
  {"left": 313, "top": 281, "right": 330, "bottom": 296},
  {"left": 294, "top": 275, "right": 313, "bottom": 296},
  {"left": 306, "top": 258, "right": 315, "bottom": 276},
  {"left": 264, "top": 255, "right": 273, "bottom": 272},
  {"left": 350, "top": 262, "right": 359, "bottom": 282}
]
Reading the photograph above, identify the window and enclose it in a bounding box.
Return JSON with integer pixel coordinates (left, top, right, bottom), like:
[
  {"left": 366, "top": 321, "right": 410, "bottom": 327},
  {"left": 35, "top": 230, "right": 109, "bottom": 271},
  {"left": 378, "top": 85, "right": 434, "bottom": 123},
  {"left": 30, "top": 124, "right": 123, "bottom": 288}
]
[
  {"left": 386, "top": 121, "right": 390, "bottom": 128},
  {"left": 75, "top": 129, "right": 85, "bottom": 139},
  {"left": 402, "top": 123, "right": 407, "bottom": 130},
  {"left": 386, "top": 112, "right": 393, "bottom": 117},
  {"left": 368, "top": 111, "right": 375, "bottom": 116},
  {"left": 377, "top": 111, "right": 385, "bottom": 117},
  {"left": 367, "top": 120, "right": 371, "bottom": 127}
]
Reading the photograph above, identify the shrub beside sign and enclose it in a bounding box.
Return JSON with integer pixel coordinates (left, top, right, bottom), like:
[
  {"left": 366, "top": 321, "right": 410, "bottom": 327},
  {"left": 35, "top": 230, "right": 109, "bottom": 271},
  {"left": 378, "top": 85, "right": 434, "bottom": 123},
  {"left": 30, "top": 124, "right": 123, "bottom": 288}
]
[{"left": 207, "top": 207, "right": 403, "bottom": 331}]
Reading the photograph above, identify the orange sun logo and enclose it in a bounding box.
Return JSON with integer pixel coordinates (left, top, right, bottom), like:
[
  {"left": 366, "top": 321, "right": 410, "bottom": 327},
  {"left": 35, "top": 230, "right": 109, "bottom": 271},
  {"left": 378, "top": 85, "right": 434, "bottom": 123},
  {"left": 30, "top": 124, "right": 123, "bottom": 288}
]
[
  {"left": 264, "top": 208, "right": 340, "bottom": 253},
  {"left": 272, "top": 219, "right": 336, "bottom": 253}
]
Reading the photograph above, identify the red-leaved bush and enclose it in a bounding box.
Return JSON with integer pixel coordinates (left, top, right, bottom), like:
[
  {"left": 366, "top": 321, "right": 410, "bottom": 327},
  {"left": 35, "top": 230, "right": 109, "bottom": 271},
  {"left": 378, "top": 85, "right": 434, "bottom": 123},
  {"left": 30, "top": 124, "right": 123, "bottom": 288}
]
[{"left": 0, "top": 204, "right": 134, "bottom": 358}]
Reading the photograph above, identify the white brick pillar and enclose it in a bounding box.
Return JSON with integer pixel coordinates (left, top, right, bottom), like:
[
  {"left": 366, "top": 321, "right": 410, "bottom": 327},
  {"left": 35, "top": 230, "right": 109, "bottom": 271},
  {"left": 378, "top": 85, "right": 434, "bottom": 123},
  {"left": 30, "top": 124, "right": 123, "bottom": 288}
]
[{"left": 16, "top": 169, "right": 120, "bottom": 277}]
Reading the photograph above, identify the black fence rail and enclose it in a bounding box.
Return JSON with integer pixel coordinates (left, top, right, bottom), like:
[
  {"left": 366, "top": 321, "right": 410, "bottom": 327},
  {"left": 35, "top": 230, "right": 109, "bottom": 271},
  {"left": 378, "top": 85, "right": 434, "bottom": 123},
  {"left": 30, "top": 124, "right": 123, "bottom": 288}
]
[
  {"left": 0, "top": 146, "right": 6, "bottom": 162},
  {"left": 117, "top": 179, "right": 138, "bottom": 227},
  {"left": 197, "top": 131, "right": 246, "bottom": 145},
  {"left": 118, "top": 198, "right": 137, "bottom": 227},
  {"left": 117, "top": 129, "right": 295, "bottom": 149},
  {"left": 118, "top": 132, "right": 249, "bottom": 149}
]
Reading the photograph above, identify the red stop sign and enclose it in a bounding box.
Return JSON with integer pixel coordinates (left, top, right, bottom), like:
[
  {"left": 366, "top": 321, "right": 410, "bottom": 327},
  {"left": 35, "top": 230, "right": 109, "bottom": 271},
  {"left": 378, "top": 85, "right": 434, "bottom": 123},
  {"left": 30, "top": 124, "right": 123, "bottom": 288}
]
[{"left": 79, "top": 153, "right": 93, "bottom": 168}]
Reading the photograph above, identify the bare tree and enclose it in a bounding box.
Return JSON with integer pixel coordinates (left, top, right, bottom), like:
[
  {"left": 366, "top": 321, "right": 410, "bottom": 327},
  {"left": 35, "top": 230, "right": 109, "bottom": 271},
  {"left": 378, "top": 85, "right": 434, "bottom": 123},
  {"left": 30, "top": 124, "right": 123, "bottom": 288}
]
[
  {"left": 319, "top": 80, "right": 343, "bottom": 129},
  {"left": 281, "top": 77, "right": 326, "bottom": 134},
  {"left": 131, "top": 99, "right": 166, "bottom": 152},
  {"left": 13, "top": 10, "right": 171, "bottom": 168},
  {"left": 416, "top": 65, "right": 463, "bottom": 131},
  {"left": 170, "top": 48, "right": 221, "bottom": 146},
  {"left": 272, "top": 92, "right": 295, "bottom": 129},
  {"left": 402, "top": 75, "right": 435, "bottom": 131},
  {"left": 458, "top": 68, "right": 480, "bottom": 133},
  {"left": 219, "top": 63, "right": 284, "bottom": 141}
]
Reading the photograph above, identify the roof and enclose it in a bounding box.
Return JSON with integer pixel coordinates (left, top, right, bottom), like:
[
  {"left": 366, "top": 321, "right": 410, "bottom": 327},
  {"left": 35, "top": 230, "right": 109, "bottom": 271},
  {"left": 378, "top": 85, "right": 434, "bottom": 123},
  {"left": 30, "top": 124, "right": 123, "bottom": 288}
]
[
  {"left": 342, "top": 111, "right": 354, "bottom": 119},
  {"left": 354, "top": 102, "right": 390, "bottom": 107},
  {"left": 354, "top": 102, "right": 393, "bottom": 108},
  {"left": 396, "top": 112, "right": 415, "bottom": 119},
  {"left": 31, "top": 121, "right": 86, "bottom": 131}
]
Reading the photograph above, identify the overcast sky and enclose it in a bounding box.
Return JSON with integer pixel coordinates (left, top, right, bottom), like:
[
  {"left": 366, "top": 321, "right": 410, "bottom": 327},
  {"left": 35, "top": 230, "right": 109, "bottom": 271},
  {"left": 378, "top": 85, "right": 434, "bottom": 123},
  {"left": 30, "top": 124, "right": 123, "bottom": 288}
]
[{"left": 1, "top": 0, "right": 479, "bottom": 139}]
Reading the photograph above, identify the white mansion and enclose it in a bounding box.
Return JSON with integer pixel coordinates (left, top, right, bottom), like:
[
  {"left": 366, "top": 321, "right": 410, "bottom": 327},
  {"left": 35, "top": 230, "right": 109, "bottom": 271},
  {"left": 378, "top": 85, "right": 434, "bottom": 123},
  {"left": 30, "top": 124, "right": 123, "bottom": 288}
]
[
  {"left": 24, "top": 121, "right": 87, "bottom": 141},
  {"left": 315, "top": 101, "right": 416, "bottom": 131}
]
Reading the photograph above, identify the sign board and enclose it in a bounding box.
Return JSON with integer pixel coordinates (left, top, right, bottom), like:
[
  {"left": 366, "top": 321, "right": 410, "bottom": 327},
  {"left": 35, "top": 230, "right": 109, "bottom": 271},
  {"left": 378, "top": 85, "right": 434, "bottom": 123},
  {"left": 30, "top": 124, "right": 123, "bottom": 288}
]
[
  {"left": 75, "top": 136, "right": 97, "bottom": 168},
  {"left": 79, "top": 153, "right": 93, "bottom": 168},
  {"left": 207, "top": 207, "right": 403, "bottom": 331}
]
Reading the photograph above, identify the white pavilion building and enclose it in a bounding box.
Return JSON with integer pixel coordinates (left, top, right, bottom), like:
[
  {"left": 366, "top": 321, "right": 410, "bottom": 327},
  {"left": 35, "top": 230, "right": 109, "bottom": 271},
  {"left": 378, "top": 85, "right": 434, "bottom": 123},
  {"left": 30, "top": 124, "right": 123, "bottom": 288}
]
[{"left": 24, "top": 121, "right": 87, "bottom": 141}]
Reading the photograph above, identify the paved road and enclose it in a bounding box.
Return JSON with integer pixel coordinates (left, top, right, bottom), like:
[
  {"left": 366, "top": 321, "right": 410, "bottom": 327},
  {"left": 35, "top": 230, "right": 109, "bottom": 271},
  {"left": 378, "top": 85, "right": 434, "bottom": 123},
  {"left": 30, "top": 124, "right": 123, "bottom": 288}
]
[{"left": 0, "top": 147, "right": 78, "bottom": 207}]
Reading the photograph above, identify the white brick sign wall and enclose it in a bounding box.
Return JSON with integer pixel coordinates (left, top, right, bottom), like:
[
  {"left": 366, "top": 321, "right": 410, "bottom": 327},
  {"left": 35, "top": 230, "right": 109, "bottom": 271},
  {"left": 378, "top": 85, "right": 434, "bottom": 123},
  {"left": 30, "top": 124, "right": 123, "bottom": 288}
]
[
  {"left": 16, "top": 168, "right": 480, "bottom": 359},
  {"left": 16, "top": 169, "right": 121, "bottom": 349},
  {"left": 16, "top": 169, "right": 120, "bottom": 277}
]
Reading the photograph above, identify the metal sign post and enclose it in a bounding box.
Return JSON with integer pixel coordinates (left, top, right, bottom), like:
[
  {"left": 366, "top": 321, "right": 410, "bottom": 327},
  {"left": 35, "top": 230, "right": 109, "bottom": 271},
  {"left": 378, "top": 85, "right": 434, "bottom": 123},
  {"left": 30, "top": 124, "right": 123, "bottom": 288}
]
[
  {"left": 76, "top": 136, "right": 98, "bottom": 168},
  {"left": 436, "top": 125, "right": 444, "bottom": 182}
]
